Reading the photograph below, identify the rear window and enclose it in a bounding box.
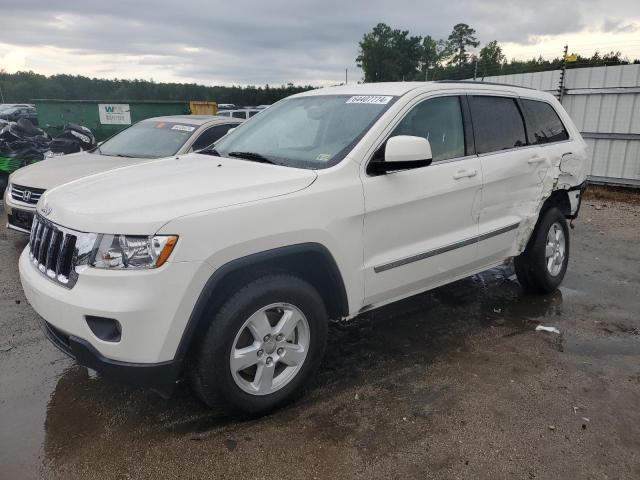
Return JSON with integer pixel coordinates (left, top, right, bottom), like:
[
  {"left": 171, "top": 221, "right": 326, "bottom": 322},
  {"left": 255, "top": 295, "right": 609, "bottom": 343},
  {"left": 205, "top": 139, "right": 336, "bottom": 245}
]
[
  {"left": 468, "top": 96, "right": 527, "bottom": 154},
  {"left": 520, "top": 99, "right": 569, "bottom": 144}
]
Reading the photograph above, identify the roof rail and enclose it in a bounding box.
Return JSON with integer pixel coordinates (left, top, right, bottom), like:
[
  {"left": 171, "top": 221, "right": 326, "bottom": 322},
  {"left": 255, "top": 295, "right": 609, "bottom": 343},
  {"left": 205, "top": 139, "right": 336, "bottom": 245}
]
[{"left": 433, "top": 80, "right": 537, "bottom": 90}]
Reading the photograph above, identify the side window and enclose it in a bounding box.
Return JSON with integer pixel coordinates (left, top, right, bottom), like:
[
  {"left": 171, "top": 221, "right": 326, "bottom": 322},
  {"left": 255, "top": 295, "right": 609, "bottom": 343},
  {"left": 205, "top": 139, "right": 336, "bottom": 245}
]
[
  {"left": 390, "top": 96, "right": 465, "bottom": 162},
  {"left": 191, "top": 124, "right": 236, "bottom": 150},
  {"left": 468, "top": 96, "right": 527, "bottom": 154},
  {"left": 232, "top": 111, "right": 247, "bottom": 119},
  {"left": 520, "top": 99, "right": 569, "bottom": 144}
]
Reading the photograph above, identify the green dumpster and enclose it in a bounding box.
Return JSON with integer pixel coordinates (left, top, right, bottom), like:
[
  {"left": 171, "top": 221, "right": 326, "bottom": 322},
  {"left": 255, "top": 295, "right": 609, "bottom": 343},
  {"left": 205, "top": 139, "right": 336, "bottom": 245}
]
[{"left": 32, "top": 99, "right": 191, "bottom": 141}]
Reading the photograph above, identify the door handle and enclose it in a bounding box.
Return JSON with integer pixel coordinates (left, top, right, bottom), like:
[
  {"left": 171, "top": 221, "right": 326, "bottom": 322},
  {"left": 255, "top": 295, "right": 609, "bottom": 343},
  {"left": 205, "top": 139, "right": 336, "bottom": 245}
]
[
  {"left": 528, "top": 156, "right": 548, "bottom": 165},
  {"left": 453, "top": 169, "right": 477, "bottom": 179}
]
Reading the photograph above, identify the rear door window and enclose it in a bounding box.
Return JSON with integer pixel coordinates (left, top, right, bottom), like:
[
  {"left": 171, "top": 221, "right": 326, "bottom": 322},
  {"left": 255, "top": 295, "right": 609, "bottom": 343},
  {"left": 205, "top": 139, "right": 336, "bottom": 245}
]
[
  {"left": 390, "top": 96, "right": 466, "bottom": 162},
  {"left": 520, "top": 99, "right": 569, "bottom": 144},
  {"left": 468, "top": 96, "right": 527, "bottom": 154},
  {"left": 191, "top": 124, "right": 236, "bottom": 150}
]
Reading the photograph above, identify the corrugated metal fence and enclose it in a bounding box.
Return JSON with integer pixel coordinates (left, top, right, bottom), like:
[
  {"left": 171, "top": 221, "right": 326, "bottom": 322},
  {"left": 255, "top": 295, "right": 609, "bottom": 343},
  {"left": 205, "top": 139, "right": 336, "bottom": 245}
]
[{"left": 475, "top": 64, "right": 640, "bottom": 187}]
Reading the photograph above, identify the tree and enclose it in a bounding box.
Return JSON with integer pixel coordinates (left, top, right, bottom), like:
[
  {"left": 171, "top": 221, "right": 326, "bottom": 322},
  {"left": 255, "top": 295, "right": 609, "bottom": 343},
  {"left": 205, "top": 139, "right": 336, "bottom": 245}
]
[
  {"left": 419, "top": 36, "right": 451, "bottom": 80},
  {"left": 357, "top": 23, "right": 422, "bottom": 82},
  {"left": 479, "top": 40, "right": 506, "bottom": 77},
  {"left": 356, "top": 23, "right": 399, "bottom": 82},
  {"left": 448, "top": 23, "right": 480, "bottom": 67},
  {"left": 392, "top": 29, "right": 423, "bottom": 81}
]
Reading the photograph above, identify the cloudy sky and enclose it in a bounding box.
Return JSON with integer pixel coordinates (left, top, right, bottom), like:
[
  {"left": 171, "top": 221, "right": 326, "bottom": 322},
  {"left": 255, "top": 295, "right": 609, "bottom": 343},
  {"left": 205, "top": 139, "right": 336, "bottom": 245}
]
[{"left": 1, "top": 0, "right": 639, "bottom": 86}]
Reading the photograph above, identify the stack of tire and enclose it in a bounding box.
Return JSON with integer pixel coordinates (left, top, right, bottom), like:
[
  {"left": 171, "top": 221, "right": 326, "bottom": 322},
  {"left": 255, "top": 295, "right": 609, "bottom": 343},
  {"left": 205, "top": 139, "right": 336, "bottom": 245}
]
[
  {"left": 49, "top": 123, "right": 97, "bottom": 155},
  {"left": 0, "top": 119, "right": 51, "bottom": 195},
  {"left": 0, "top": 120, "right": 96, "bottom": 195}
]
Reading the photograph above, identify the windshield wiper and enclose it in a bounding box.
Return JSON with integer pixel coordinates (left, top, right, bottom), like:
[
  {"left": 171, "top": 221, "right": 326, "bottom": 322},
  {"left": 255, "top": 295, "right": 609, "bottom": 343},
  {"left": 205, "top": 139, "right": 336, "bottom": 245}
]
[
  {"left": 199, "top": 148, "right": 221, "bottom": 157},
  {"left": 227, "top": 151, "right": 276, "bottom": 164}
]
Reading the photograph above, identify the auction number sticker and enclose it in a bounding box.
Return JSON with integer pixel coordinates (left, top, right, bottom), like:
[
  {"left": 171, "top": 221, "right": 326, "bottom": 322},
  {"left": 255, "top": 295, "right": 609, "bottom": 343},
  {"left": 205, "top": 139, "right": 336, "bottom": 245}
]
[
  {"left": 171, "top": 125, "right": 196, "bottom": 132},
  {"left": 346, "top": 95, "right": 393, "bottom": 105}
]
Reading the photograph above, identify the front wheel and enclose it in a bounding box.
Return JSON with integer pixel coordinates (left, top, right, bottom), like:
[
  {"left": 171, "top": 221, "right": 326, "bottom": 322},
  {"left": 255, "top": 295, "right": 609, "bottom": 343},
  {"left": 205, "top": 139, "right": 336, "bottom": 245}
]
[
  {"left": 189, "top": 274, "right": 328, "bottom": 415},
  {"left": 514, "top": 207, "right": 570, "bottom": 293}
]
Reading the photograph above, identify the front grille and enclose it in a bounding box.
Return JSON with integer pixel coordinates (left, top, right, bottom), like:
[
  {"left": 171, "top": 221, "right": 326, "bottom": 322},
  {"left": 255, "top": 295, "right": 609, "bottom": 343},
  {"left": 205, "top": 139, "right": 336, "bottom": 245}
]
[
  {"left": 29, "top": 215, "right": 78, "bottom": 288},
  {"left": 11, "top": 184, "right": 45, "bottom": 205}
]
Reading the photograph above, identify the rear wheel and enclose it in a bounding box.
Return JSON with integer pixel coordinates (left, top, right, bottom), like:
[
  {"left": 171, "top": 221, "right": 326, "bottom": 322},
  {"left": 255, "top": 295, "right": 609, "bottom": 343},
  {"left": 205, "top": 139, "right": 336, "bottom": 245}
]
[
  {"left": 514, "top": 207, "right": 570, "bottom": 293},
  {"left": 189, "top": 274, "right": 328, "bottom": 415}
]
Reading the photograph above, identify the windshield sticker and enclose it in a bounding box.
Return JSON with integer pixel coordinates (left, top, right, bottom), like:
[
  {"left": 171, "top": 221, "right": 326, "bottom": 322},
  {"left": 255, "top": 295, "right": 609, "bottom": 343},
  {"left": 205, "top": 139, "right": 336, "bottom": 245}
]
[
  {"left": 154, "top": 122, "right": 167, "bottom": 129},
  {"left": 315, "top": 153, "right": 331, "bottom": 161},
  {"left": 346, "top": 95, "right": 393, "bottom": 105},
  {"left": 171, "top": 124, "right": 196, "bottom": 132}
]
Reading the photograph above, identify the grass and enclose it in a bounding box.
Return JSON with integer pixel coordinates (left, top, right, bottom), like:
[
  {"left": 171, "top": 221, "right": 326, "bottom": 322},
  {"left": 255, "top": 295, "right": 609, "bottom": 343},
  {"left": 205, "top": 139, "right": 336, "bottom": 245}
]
[{"left": 583, "top": 183, "right": 640, "bottom": 205}]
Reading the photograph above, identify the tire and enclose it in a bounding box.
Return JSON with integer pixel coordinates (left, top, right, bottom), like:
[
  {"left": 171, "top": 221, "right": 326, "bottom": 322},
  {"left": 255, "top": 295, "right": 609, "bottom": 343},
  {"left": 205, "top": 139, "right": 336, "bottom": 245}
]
[
  {"left": 189, "top": 273, "right": 328, "bottom": 415},
  {"left": 514, "top": 207, "right": 570, "bottom": 293}
]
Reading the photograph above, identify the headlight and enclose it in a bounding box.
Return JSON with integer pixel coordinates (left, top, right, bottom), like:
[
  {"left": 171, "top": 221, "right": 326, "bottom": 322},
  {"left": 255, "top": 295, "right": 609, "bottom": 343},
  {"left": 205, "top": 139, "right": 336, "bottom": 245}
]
[{"left": 90, "top": 234, "right": 178, "bottom": 269}]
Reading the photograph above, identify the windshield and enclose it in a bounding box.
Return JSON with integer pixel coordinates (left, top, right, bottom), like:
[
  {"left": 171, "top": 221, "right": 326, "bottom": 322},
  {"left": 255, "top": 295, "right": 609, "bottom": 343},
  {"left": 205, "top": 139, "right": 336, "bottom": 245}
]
[
  {"left": 98, "top": 120, "right": 198, "bottom": 158},
  {"left": 213, "top": 95, "right": 395, "bottom": 169}
]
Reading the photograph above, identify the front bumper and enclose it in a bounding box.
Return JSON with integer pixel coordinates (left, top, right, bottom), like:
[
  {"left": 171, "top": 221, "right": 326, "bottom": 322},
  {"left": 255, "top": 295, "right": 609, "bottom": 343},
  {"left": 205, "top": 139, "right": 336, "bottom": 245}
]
[
  {"left": 19, "top": 247, "right": 215, "bottom": 391},
  {"left": 40, "top": 318, "right": 182, "bottom": 396},
  {"left": 3, "top": 189, "right": 36, "bottom": 234}
]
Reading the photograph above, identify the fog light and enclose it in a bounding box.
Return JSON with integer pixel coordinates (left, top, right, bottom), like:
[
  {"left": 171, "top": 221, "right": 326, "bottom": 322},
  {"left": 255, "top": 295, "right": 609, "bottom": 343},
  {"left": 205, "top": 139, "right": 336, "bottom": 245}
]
[{"left": 86, "top": 316, "right": 121, "bottom": 342}]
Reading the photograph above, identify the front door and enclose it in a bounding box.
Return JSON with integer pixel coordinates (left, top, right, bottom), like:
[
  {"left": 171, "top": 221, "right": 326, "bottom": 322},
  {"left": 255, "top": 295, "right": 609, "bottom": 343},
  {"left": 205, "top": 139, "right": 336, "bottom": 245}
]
[{"left": 361, "top": 94, "right": 482, "bottom": 307}]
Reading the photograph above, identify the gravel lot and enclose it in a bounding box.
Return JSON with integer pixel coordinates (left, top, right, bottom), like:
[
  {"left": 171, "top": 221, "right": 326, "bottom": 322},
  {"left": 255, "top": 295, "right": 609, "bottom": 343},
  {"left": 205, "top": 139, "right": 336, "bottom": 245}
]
[{"left": 1, "top": 198, "right": 639, "bottom": 479}]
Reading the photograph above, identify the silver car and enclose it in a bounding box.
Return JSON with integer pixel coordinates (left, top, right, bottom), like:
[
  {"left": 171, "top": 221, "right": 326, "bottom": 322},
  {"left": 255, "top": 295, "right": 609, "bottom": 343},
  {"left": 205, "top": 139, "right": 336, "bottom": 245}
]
[{"left": 4, "top": 115, "right": 242, "bottom": 233}]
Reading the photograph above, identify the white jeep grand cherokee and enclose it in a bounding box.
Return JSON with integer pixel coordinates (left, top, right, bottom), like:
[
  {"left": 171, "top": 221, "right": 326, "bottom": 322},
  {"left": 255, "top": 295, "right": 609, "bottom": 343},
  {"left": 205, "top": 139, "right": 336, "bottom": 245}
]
[{"left": 19, "top": 82, "right": 587, "bottom": 414}]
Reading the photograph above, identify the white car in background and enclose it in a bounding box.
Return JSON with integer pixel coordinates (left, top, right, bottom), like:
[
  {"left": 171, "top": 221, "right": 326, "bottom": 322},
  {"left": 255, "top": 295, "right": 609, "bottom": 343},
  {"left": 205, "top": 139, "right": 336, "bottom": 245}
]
[
  {"left": 4, "top": 115, "right": 242, "bottom": 233},
  {"left": 216, "top": 109, "right": 261, "bottom": 120},
  {"left": 20, "top": 82, "right": 587, "bottom": 415}
]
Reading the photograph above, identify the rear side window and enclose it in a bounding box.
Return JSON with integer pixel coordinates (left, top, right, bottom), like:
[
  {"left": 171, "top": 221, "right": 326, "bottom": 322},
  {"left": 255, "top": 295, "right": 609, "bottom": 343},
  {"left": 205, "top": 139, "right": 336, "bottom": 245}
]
[
  {"left": 191, "top": 124, "right": 237, "bottom": 150},
  {"left": 520, "top": 99, "right": 569, "bottom": 144},
  {"left": 232, "top": 111, "right": 247, "bottom": 119},
  {"left": 390, "top": 96, "right": 465, "bottom": 162},
  {"left": 468, "top": 96, "right": 526, "bottom": 154}
]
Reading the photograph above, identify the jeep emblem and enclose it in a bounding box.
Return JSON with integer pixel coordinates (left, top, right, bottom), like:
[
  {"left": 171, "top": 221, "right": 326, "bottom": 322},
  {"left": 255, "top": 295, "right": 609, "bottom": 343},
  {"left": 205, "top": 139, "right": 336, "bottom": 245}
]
[{"left": 41, "top": 203, "right": 53, "bottom": 216}]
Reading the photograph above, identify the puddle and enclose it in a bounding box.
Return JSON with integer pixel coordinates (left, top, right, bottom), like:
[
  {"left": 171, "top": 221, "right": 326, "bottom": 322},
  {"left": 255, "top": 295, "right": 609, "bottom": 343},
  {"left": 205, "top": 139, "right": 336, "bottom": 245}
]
[{"left": 563, "top": 335, "right": 640, "bottom": 358}]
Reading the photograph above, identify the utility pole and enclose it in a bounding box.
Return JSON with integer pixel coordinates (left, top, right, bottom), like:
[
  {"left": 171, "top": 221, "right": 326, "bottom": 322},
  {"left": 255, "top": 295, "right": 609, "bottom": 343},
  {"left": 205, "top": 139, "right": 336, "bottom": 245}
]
[
  {"left": 558, "top": 44, "right": 568, "bottom": 101},
  {"left": 345, "top": 68, "right": 348, "bottom": 85},
  {"left": 473, "top": 58, "right": 478, "bottom": 80}
]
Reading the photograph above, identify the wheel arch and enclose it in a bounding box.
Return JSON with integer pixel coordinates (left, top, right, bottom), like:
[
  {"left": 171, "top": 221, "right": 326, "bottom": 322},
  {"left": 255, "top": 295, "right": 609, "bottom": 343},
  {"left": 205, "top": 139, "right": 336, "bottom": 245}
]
[
  {"left": 174, "top": 242, "right": 349, "bottom": 362},
  {"left": 541, "top": 189, "right": 572, "bottom": 218}
]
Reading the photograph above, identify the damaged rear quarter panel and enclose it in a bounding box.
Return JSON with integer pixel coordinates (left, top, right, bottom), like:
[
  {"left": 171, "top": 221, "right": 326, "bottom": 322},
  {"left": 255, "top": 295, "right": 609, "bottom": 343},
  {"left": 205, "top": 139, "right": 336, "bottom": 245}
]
[{"left": 514, "top": 137, "right": 589, "bottom": 254}]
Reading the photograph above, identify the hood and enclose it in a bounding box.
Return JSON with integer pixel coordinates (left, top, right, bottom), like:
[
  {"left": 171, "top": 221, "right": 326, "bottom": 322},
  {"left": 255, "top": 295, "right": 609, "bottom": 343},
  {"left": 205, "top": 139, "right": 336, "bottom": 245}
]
[
  {"left": 38, "top": 153, "right": 317, "bottom": 234},
  {"left": 9, "top": 152, "right": 154, "bottom": 190}
]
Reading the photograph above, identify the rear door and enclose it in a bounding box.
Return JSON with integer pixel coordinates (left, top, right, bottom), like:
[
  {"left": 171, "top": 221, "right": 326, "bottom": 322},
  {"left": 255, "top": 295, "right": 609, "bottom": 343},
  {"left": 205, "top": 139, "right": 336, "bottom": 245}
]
[
  {"left": 469, "top": 95, "right": 550, "bottom": 265},
  {"left": 361, "top": 93, "right": 482, "bottom": 306}
]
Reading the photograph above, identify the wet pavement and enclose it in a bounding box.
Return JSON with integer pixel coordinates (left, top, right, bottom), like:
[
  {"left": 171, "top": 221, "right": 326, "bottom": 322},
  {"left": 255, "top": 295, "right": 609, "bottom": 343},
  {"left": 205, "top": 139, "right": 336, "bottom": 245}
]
[{"left": 1, "top": 200, "right": 639, "bottom": 479}]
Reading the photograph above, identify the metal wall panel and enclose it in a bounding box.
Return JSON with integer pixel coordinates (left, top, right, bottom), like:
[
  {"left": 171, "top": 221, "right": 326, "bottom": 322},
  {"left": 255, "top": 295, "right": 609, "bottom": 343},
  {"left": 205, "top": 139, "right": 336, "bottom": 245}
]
[{"left": 469, "top": 64, "right": 640, "bottom": 186}]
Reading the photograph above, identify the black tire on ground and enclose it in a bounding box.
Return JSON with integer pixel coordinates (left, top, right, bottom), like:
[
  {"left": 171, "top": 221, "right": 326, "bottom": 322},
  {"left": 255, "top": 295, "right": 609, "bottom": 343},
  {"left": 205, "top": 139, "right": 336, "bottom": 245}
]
[
  {"left": 189, "top": 274, "right": 328, "bottom": 415},
  {"left": 514, "top": 207, "right": 570, "bottom": 294}
]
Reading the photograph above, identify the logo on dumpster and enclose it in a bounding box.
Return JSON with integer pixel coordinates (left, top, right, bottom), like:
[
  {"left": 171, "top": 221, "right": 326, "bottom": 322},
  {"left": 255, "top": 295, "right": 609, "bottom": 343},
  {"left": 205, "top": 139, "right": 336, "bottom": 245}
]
[{"left": 98, "top": 104, "right": 131, "bottom": 125}]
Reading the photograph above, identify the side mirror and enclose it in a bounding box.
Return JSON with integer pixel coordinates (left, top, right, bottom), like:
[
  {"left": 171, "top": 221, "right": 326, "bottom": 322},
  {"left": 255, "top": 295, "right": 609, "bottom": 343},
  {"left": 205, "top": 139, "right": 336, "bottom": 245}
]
[
  {"left": 226, "top": 127, "right": 236, "bottom": 135},
  {"left": 368, "top": 135, "right": 433, "bottom": 175}
]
